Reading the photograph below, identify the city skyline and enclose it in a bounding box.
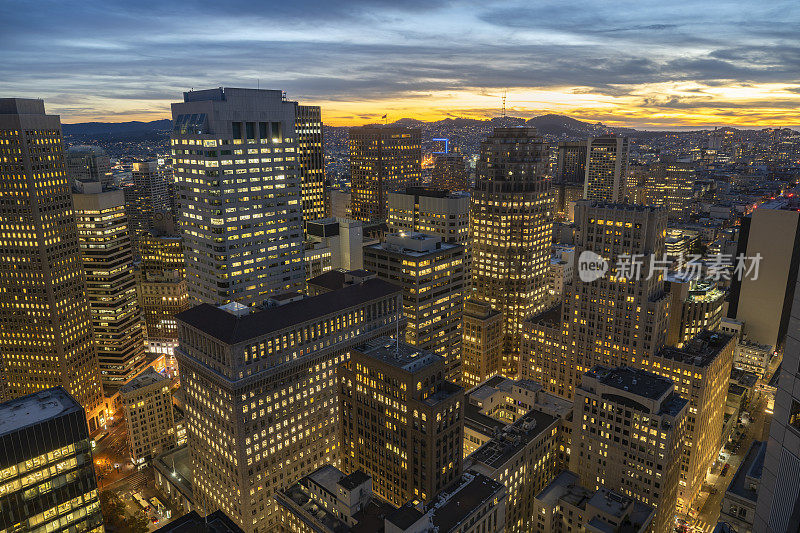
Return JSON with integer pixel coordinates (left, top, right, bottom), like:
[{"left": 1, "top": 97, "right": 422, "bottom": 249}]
[{"left": 2, "top": 1, "right": 799, "bottom": 129}]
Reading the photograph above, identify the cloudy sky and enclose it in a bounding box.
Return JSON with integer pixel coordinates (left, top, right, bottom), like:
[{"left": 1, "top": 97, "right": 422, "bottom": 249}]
[{"left": 2, "top": 0, "right": 798, "bottom": 128}]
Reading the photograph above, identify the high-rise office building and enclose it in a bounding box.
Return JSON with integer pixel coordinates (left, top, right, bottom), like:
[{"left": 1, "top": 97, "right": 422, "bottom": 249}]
[
  {"left": 639, "top": 331, "right": 735, "bottom": 513},
  {"left": 754, "top": 266, "right": 800, "bottom": 532},
  {"left": 65, "top": 144, "right": 113, "bottom": 188},
  {"left": 137, "top": 215, "right": 189, "bottom": 357},
  {"left": 171, "top": 88, "right": 306, "bottom": 305},
  {"left": 571, "top": 366, "right": 688, "bottom": 533},
  {"left": 584, "top": 136, "right": 629, "bottom": 202},
  {"left": 0, "top": 98, "right": 104, "bottom": 428},
  {"left": 644, "top": 161, "right": 696, "bottom": 218},
  {"left": 555, "top": 140, "right": 587, "bottom": 185},
  {"left": 349, "top": 126, "right": 422, "bottom": 221},
  {"left": 387, "top": 187, "right": 470, "bottom": 246},
  {"left": 176, "top": 277, "right": 402, "bottom": 532},
  {"left": 125, "top": 160, "right": 169, "bottom": 251},
  {"left": 471, "top": 127, "right": 553, "bottom": 376},
  {"left": 364, "top": 232, "right": 465, "bottom": 380},
  {"left": 522, "top": 201, "right": 669, "bottom": 399},
  {"left": 728, "top": 195, "right": 800, "bottom": 350},
  {"left": 431, "top": 152, "right": 469, "bottom": 191},
  {"left": 0, "top": 387, "right": 103, "bottom": 533},
  {"left": 294, "top": 104, "right": 325, "bottom": 224},
  {"left": 73, "top": 180, "right": 147, "bottom": 388},
  {"left": 120, "top": 368, "right": 176, "bottom": 466},
  {"left": 339, "top": 337, "right": 464, "bottom": 506},
  {"left": 461, "top": 298, "right": 503, "bottom": 388}
]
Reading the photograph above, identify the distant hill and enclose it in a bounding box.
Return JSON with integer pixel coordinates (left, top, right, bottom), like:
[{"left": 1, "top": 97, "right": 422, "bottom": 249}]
[{"left": 62, "top": 119, "right": 172, "bottom": 135}]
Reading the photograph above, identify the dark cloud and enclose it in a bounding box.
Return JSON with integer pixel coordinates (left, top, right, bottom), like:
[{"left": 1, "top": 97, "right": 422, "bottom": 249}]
[{"left": 0, "top": 0, "right": 798, "bottom": 123}]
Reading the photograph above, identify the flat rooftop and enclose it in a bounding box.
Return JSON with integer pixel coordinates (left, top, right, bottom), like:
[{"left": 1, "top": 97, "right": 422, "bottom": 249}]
[
  {"left": 726, "top": 440, "right": 767, "bottom": 502},
  {"left": 176, "top": 277, "right": 400, "bottom": 344},
  {"left": 120, "top": 367, "right": 168, "bottom": 394},
  {"left": 0, "top": 387, "right": 82, "bottom": 437},
  {"left": 356, "top": 337, "right": 441, "bottom": 373},
  {"left": 587, "top": 365, "right": 674, "bottom": 401},
  {"left": 468, "top": 409, "right": 558, "bottom": 469},
  {"left": 154, "top": 510, "right": 243, "bottom": 533},
  {"left": 656, "top": 330, "right": 733, "bottom": 367},
  {"left": 429, "top": 473, "right": 505, "bottom": 532}
]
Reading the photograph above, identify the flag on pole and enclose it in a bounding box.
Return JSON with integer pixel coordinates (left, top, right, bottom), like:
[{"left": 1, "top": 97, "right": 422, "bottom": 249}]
[{"left": 381, "top": 114, "right": 387, "bottom": 119}]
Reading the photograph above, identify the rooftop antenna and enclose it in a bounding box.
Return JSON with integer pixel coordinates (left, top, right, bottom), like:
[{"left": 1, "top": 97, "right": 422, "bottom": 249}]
[{"left": 501, "top": 89, "right": 507, "bottom": 118}]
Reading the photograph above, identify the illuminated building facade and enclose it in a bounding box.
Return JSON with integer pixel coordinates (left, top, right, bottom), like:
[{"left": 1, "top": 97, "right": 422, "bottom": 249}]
[
  {"left": 431, "top": 152, "right": 469, "bottom": 191},
  {"left": 665, "top": 274, "right": 725, "bottom": 348},
  {"left": 471, "top": 127, "right": 553, "bottom": 376},
  {"left": 465, "top": 405, "right": 561, "bottom": 532},
  {"left": 555, "top": 141, "right": 587, "bottom": 185},
  {"left": 0, "top": 388, "right": 103, "bottom": 533},
  {"left": 364, "top": 232, "right": 465, "bottom": 381},
  {"left": 171, "top": 87, "right": 306, "bottom": 306},
  {"left": 387, "top": 187, "right": 470, "bottom": 246},
  {"left": 643, "top": 162, "right": 696, "bottom": 218},
  {"left": 339, "top": 337, "right": 464, "bottom": 506},
  {"left": 0, "top": 99, "right": 104, "bottom": 428},
  {"left": 120, "top": 368, "right": 176, "bottom": 466},
  {"left": 532, "top": 470, "right": 655, "bottom": 533},
  {"left": 175, "top": 277, "right": 402, "bottom": 532},
  {"left": 571, "top": 366, "right": 687, "bottom": 533},
  {"left": 349, "top": 126, "right": 422, "bottom": 222},
  {"left": 65, "top": 145, "right": 112, "bottom": 188},
  {"left": 584, "top": 136, "right": 629, "bottom": 202},
  {"left": 640, "top": 331, "right": 735, "bottom": 513},
  {"left": 461, "top": 298, "right": 503, "bottom": 388},
  {"left": 137, "top": 220, "right": 189, "bottom": 357},
  {"left": 73, "top": 181, "right": 147, "bottom": 388},
  {"left": 126, "top": 160, "right": 169, "bottom": 251},
  {"left": 522, "top": 201, "right": 669, "bottom": 400},
  {"left": 294, "top": 105, "right": 325, "bottom": 225}
]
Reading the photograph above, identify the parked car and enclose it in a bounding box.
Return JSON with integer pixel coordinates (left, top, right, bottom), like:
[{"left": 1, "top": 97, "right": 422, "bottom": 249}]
[{"left": 722, "top": 463, "right": 730, "bottom": 476}]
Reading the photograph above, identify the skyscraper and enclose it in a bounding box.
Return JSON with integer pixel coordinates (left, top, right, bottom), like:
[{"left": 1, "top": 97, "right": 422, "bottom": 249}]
[
  {"left": 0, "top": 98, "right": 104, "bottom": 428},
  {"left": 136, "top": 214, "right": 189, "bottom": 357},
  {"left": 555, "top": 140, "right": 587, "bottom": 185},
  {"left": 364, "top": 232, "right": 465, "bottom": 380},
  {"left": 584, "top": 136, "right": 629, "bottom": 202},
  {"left": 431, "top": 152, "right": 469, "bottom": 191},
  {"left": 643, "top": 161, "right": 696, "bottom": 218},
  {"left": 0, "top": 387, "right": 104, "bottom": 533},
  {"left": 65, "top": 144, "right": 113, "bottom": 188},
  {"left": 294, "top": 104, "right": 325, "bottom": 224},
  {"left": 126, "top": 160, "right": 169, "bottom": 251},
  {"left": 339, "top": 337, "right": 464, "bottom": 505},
  {"left": 522, "top": 201, "right": 669, "bottom": 399},
  {"left": 175, "top": 277, "right": 402, "bottom": 532},
  {"left": 728, "top": 195, "right": 800, "bottom": 350},
  {"left": 471, "top": 127, "right": 553, "bottom": 376},
  {"left": 754, "top": 265, "right": 800, "bottom": 532},
  {"left": 171, "top": 88, "right": 306, "bottom": 305},
  {"left": 571, "top": 366, "right": 687, "bottom": 533},
  {"left": 387, "top": 187, "right": 470, "bottom": 246},
  {"left": 73, "top": 180, "right": 147, "bottom": 387},
  {"left": 349, "top": 126, "right": 422, "bottom": 221}
]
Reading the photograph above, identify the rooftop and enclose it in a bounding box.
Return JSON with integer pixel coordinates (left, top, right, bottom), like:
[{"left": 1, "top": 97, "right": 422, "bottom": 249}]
[
  {"left": 176, "top": 277, "right": 400, "bottom": 345},
  {"left": 154, "top": 510, "right": 243, "bottom": 533},
  {"left": 468, "top": 409, "right": 558, "bottom": 469},
  {"left": 429, "top": 473, "right": 505, "bottom": 532},
  {"left": 307, "top": 269, "right": 375, "bottom": 292},
  {"left": 356, "top": 337, "right": 441, "bottom": 374},
  {"left": 726, "top": 441, "right": 766, "bottom": 502},
  {"left": 0, "top": 387, "right": 82, "bottom": 437},
  {"left": 656, "top": 330, "right": 733, "bottom": 367},
  {"left": 586, "top": 365, "right": 674, "bottom": 401},
  {"left": 120, "top": 367, "right": 168, "bottom": 394}
]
